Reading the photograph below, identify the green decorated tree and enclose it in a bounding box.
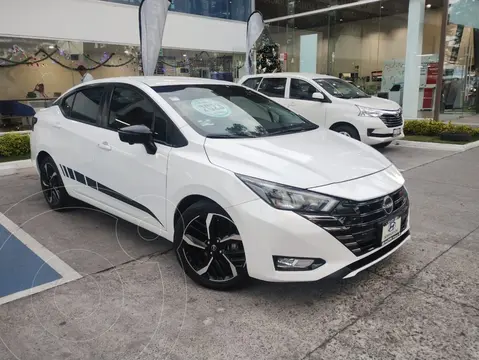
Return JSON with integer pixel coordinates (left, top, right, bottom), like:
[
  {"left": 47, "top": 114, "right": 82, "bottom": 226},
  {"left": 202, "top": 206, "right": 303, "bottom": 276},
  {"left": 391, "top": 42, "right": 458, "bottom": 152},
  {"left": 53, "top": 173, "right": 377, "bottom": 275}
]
[{"left": 255, "top": 30, "right": 281, "bottom": 74}]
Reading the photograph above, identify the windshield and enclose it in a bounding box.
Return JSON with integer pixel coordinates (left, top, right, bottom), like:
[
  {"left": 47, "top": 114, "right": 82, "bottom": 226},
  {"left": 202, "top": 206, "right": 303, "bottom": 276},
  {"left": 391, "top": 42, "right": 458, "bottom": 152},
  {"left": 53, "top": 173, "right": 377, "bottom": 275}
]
[
  {"left": 314, "top": 78, "right": 370, "bottom": 99},
  {"left": 152, "top": 84, "right": 318, "bottom": 138}
]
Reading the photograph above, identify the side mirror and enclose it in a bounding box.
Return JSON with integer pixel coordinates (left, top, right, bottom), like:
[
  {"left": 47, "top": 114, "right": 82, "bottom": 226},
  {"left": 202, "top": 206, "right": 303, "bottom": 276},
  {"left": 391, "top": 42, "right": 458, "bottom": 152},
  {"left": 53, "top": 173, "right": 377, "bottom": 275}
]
[
  {"left": 312, "top": 92, "right": 325, "bottom": 101},
  {"left": 118, "top": 124, "right": 157, "bottom": 155}
]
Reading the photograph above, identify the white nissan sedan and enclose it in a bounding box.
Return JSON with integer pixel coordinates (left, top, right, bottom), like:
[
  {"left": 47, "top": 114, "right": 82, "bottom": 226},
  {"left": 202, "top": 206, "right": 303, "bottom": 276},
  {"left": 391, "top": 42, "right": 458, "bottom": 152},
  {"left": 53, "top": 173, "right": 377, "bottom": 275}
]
[{"left": 30, "top": 77, "right": 410, "bottom": 290}]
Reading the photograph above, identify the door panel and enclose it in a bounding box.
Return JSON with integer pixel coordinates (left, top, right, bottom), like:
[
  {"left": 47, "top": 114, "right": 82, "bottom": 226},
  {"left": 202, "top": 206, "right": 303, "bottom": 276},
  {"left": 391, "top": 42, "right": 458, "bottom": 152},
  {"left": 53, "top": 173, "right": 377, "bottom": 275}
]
[
  {"left": 53, "top": 86, "right": 108, "bottom": 200},
  {"left": 92, "top": 85, "right": 170, "bottom": 230},
  {"left": 288, "top": 78, "right": 327, "bottom": 126}
]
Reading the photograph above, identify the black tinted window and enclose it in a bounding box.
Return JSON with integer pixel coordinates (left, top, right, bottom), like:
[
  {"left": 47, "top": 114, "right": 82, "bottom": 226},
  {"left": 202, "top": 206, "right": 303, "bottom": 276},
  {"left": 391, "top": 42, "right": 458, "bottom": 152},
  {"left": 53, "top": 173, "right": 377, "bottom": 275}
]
[
  {"left": 70, "top": 87, "right": 104, "bottom": 124},
  {"left": 108, "top": 86, "right": 170, "bottom": 144},
  {"left": 242, "top": 77, "right": 262, "bottom": 90},
  {"left": 290, "top": 79, "right": 318, "bottom": 100},
  {"left": 258, "top": 78, "right": 286, "bottom": 98},
  {"left": 61, "top": 93, "right": 75, "bottom": 117}
]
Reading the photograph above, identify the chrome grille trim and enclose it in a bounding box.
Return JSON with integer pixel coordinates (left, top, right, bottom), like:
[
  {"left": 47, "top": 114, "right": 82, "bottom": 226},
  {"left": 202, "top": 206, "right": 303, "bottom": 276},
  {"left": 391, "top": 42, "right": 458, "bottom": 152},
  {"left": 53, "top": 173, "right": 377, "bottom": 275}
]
[{"left": 301, "top": 186, "right": 409, "bottom": 257}]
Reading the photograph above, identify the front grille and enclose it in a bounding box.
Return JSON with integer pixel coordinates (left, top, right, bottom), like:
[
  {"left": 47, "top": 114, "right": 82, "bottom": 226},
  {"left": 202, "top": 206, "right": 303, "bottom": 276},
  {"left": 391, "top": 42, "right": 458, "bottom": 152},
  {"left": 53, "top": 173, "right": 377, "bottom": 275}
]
[
  {"left": 380, "top": 112, "right": 403, "bottom": 128},
  {"left": 303, "top": 187, "right": 409, "bottom": 257}
]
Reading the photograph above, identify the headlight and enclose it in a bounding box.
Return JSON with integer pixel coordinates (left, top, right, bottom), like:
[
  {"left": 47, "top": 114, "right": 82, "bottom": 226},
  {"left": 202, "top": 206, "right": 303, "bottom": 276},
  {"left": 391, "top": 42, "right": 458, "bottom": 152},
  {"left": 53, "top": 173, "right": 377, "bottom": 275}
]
[
  {"left": 357, "top": 105, "right": 382, "bottom": 117},
  {"left": 236, "top": 174, "right": 339, "bottom": 213}
]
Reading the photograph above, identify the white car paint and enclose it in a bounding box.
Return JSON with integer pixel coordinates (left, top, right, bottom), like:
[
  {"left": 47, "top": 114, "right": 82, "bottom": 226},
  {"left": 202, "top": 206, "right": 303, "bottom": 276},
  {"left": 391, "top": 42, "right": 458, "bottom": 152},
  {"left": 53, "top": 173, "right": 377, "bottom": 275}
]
[
  {"left": 30, "top": 76, "right": 410, "bottom": 285},
  {"left": 238, "top": 72, "right": 405, "bottom": 146}
]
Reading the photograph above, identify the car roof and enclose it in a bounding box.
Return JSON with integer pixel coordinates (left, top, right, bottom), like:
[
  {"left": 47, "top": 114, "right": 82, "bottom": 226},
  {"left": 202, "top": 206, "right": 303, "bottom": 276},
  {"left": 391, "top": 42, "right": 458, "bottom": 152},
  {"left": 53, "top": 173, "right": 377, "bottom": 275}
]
[
  {"left": 79, "top": 76, "right": 236, "bottom": 87},
  {"left": 241, "top": 72, "right": 337, "bottom": 80}
]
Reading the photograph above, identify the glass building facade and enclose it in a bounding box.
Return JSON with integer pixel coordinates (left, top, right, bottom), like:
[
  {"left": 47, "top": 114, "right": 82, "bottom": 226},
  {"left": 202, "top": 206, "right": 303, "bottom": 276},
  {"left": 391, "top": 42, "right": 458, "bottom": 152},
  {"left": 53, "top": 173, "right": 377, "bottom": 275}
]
[
  {"left": 103, "top": 0, "right": 251, "bottom": 21},
  {"left": 255, "top": 0, "right": 478, "bottom": 120}
]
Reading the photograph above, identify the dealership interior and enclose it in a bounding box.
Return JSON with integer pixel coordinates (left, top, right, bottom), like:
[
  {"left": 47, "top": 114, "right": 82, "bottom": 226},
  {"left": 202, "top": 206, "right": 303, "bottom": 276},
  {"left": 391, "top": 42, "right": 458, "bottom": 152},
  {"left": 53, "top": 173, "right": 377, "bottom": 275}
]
[{"left": 0, "top": 0, "right": 477, "bottom": 121}]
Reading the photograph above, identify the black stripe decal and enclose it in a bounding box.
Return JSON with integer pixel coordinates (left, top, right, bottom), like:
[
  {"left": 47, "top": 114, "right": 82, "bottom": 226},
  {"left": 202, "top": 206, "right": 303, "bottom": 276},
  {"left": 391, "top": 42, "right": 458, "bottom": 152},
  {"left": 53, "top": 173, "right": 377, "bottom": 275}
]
[
  {"left": 63, "top": 166, "right": 162, "bottom": 226},
  {"left": 86, "top": 177, "right": 97, "bottom": 189},
  {"left": 59, "top": 165, "right": 67, "bottom": 176},
  {"left": 96, "top": 182, "right": 162, "bottom": 224},
  {"left": 67, "top": 167, "right": 75, "bottom": 180},
  {"left": 74, "top": 171, "right": 86, "bottom": 185}
]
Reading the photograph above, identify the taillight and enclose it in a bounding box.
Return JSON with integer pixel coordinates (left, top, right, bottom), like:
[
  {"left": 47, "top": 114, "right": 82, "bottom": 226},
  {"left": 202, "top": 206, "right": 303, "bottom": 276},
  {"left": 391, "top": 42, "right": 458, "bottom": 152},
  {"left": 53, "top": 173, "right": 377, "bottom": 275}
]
[{"left": 32, "top": 116, "right": 38, "bottom": 131}]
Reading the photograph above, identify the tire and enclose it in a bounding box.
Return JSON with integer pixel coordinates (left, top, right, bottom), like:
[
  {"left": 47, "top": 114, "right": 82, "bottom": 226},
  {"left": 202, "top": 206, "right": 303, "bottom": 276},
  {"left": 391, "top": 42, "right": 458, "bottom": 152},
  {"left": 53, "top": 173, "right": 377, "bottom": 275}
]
[
  {"left": 332, "top": 124, "right": 360, "bottom": 141},
  {"left": 39, "top": 155, "right": 72, "bottom": 210},
  {"left": 374, "top": 141, "right": 392, "bottom": 149},
  {"left": 174, "top": 200, "right": 248, "bottom": 290}
]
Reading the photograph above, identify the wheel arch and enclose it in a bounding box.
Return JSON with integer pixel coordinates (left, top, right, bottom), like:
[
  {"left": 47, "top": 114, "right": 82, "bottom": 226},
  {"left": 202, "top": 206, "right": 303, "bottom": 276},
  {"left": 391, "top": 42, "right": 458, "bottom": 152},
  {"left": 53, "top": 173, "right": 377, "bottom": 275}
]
[
  {"left": 173, "top": 194, "right": 223, "bottom": 228},
  {"left": 36, "top": 150, "right": 52, "bottom": 169},
  {"left": 329, "top": 121, "right": 359, "bottom": 132}
]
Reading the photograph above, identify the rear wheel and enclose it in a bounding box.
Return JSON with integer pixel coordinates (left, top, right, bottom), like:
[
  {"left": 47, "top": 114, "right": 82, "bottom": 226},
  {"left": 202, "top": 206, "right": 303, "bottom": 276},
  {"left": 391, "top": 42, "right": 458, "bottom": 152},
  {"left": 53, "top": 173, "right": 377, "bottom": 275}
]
[
  {"left": 332, "top": 124, "right": 360, "bottom": 141},
  {"left": 39, "top": 156, "right": 71, "bottom": 210},
  {"left": 174, "top": 200, "right": 248, "bottom": 290}
]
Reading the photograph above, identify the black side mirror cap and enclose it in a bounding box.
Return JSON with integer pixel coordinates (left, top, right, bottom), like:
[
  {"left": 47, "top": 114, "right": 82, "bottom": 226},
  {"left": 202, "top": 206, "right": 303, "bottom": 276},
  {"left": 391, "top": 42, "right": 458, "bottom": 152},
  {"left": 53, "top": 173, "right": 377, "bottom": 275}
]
[{"left": 118, "top": 124, "right": 157, "bottom": 154}]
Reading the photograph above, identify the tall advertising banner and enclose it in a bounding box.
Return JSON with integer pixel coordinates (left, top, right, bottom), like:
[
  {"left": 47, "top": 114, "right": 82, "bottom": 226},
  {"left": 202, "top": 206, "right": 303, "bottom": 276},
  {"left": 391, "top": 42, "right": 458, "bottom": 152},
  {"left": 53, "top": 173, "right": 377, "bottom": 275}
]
[
  {"left": 139, "top": 0, "right": 171, "bottom": 76},
  {"left": 246, "top": 11, "right": 265, "bottom": 75}
]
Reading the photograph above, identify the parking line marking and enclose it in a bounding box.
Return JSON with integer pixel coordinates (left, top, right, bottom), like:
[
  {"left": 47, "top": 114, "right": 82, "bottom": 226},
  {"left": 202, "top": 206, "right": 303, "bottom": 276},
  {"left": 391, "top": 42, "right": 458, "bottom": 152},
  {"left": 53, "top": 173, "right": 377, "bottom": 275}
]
[{"left": 0, "top": 213, "right": 82, "bottom": 306}]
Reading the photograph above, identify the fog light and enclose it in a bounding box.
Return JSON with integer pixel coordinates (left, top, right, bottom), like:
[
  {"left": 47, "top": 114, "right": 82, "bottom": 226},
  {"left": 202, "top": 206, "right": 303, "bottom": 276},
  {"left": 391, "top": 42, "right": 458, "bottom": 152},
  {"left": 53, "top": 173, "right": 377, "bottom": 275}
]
[{"left": 274, "top": 257, "right": 325, "bottom": 271}]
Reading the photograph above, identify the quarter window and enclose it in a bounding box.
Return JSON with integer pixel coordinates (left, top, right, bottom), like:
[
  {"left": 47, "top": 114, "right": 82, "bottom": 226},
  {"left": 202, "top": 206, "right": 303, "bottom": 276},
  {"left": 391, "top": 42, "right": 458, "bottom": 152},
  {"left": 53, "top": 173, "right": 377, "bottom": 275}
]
[
  {"left": 61, "top": 93, "right": 75, "bottom": 117},
  {"left": 70, "top": 87, "right": 105, "bottom": 124},
  {"left": 258, "top": 78, "right": 287, "bottom": 98},
  {"left": 242, "top": 77, "right": 262, "bottom": 90},
  {"left": 289, "top": 79, "right": 318, "bottom": 100}
]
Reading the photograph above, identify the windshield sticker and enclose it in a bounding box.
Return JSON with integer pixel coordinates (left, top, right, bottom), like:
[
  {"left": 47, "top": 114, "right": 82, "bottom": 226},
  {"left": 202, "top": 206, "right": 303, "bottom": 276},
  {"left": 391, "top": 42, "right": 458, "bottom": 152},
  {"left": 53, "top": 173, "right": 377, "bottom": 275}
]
[
  {"left": 198, "top": 119, "right": 215, "bottom": 127},
  {"left": 191, "top": 98, "right": 232, "bottom": 118},
  {"left": 169, "top": 96, "right": 180, "bottom": 101}
]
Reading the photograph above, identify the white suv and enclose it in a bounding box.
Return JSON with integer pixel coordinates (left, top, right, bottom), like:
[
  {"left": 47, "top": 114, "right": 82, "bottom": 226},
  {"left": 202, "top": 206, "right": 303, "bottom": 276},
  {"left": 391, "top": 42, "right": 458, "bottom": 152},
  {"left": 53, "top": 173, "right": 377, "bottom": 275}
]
[
  {"left": 238, "top": 73, "right": 404, "bottom": 147},
  {"left": 31, "top": 76, "right": 410, "bottom": 290}
]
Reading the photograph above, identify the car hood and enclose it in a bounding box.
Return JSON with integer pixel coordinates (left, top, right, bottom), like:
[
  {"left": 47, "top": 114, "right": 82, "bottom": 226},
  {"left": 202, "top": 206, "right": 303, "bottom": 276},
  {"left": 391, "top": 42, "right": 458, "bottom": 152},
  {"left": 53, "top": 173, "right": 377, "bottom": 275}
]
[
  {"left": 204, "top": 128, "right": 392, "bottom": 189},
  {"left": 347, "top": 96, "right": 400, "bottom": 111}
]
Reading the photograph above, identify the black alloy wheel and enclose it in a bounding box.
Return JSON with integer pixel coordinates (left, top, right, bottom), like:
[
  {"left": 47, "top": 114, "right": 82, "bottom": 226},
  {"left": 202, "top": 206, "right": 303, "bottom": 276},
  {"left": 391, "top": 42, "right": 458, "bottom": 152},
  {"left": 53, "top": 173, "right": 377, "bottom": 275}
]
[
  {"left": 174, "top": 200, "right": 248, "bottom": 290},
  {"left": 39, "top": 156, "right": 71, "bottom": 210}
]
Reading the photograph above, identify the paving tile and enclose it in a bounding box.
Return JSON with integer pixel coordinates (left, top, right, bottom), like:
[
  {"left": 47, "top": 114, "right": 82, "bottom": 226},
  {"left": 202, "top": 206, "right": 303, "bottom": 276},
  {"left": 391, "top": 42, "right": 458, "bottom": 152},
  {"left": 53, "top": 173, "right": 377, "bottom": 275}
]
[
  {"left": 309, "top": 288, "right": 479, "bottom": 360},
  {"left": 369, "top": 238, "right": 450, "bottom": 284},
  {"left": 405, "top": 149, "right": 479, "bottom": 189},
  {"left": 409, "top": 247, "right": 479, "bottom": 309},
  {"left": 405, "top": 177, "right": 479, "bottom": 245}
]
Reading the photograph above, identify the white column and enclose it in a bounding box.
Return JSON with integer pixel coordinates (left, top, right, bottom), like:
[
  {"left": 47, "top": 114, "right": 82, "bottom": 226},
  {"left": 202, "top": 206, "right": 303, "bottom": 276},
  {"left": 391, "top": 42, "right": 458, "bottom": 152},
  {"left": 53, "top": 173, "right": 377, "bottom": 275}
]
[{"left": 402, "top": 0, "right": 425, "bottom": 119}]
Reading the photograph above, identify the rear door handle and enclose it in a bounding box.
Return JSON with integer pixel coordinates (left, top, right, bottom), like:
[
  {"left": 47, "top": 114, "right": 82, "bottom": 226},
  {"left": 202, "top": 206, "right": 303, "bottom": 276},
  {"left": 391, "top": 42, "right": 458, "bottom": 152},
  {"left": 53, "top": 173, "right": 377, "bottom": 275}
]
[
  {"left": 53, "top": 122, "right": 61, "bottom": 128},
  {"left": 98, "top": 141, "right": 112, "bottom": 151}
]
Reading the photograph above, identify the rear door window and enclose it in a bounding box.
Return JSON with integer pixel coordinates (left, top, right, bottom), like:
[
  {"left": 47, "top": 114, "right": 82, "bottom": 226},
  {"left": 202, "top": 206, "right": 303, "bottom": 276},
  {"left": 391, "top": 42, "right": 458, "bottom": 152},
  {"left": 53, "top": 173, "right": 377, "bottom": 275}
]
[
  {"left": 242, "top": 77, "right": 263, "bottom": 90},
  {"left": 70, "top": 87, "right": 105, "bottom": 125},
  {"left": 258, "top": 78, "right": 287, "bottom": 98}
]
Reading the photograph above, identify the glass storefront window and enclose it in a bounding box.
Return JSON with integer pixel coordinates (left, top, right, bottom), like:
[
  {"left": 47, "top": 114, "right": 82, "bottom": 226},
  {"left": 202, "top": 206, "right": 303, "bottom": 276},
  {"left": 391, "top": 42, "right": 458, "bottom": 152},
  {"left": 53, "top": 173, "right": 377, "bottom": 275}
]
[
  {"left": 260, "top": 0, "right": 468, "bottom": 119},
  {"left": 101, "top": 0, "right": 250, "bottom": 21},
  {"left": 0, "top": 37, "right": 245, "bottom": 132}
]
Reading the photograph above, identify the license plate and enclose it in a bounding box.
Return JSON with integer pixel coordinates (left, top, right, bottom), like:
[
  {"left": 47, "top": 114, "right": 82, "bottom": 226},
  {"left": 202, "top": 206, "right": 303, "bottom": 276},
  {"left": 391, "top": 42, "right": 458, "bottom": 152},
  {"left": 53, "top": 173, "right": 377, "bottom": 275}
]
[
  {"left": 382, "top": 217, "right": 401, "bottom": 245},
  {"left": 393, "top": 128, "right": 401, "bottom": 137}
]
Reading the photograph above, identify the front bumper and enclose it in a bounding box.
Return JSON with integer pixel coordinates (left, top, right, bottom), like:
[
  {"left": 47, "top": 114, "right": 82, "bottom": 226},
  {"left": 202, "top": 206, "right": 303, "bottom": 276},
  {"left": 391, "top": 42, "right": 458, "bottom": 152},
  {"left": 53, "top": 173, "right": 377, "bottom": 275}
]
[
  {"left": 357, "top": 116, "right": 404, "bottom": 145},
  {"left": 229, "top": 196, "right": 410, "bottom": 283}
]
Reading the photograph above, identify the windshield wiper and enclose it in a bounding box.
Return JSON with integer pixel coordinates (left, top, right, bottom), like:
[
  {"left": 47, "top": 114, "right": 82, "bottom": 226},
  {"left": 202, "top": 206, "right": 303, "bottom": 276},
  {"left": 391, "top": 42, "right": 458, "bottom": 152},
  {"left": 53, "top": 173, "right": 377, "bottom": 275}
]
[
  {"left": 268, "top": 124, "right": 316, "bottom": 136},
  {"left": 206, "top": 134, "right": 257, "bottom": 139}
]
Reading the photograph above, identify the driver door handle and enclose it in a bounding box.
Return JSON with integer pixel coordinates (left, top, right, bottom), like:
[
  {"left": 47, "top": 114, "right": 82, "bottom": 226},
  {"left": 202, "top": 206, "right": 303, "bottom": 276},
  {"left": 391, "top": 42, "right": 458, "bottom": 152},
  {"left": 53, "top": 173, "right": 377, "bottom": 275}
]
[{"left": 98, "top": 141, "right": 112, "bottom": 151}]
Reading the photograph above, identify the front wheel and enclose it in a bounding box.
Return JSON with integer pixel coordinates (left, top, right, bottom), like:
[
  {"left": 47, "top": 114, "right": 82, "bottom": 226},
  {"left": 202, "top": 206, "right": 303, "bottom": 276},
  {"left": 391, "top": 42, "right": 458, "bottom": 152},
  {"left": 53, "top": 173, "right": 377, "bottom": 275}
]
[
  {"left": 174, "top": 200, "right": 248, "bottom": 290},
  {"left": 332, "top": 124, "right": 360, "bottom": 141}
]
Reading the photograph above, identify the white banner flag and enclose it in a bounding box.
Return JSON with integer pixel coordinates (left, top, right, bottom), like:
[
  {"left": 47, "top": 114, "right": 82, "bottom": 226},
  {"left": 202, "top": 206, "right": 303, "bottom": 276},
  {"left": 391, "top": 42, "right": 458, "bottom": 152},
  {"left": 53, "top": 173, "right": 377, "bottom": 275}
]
[
  {"left": 246, "top": 11, "right": 265, "bottom": 76},
  {"left": 139, "top": 0, "right": 171, "bottom": 76}
]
